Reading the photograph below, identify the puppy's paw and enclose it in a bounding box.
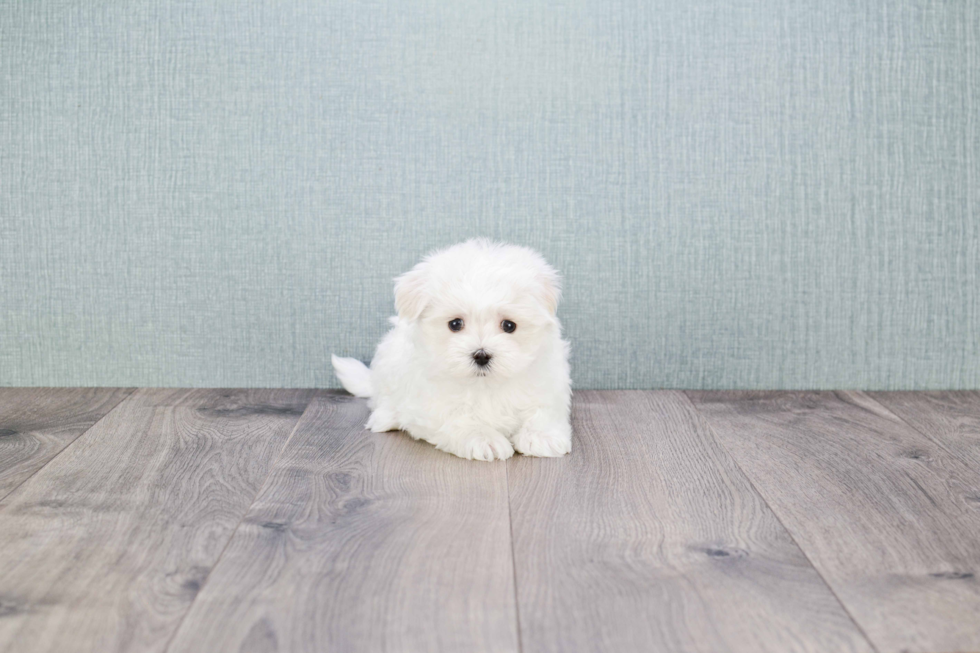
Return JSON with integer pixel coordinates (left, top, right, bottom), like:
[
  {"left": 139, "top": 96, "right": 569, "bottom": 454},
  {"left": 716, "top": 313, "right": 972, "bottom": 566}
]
[
  {"left": 440, "top": 429, "right": 514, "bottom": 462},
  {"left": 366, "top": 407, "right": 399, "bottom": 433},
  {"left": 513, "top": 422, "right": 572, "bottom": 458}
]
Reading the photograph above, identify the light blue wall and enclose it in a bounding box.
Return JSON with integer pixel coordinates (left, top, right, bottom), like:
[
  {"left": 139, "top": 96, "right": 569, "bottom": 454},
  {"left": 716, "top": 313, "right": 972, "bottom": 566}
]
[{"left": 2, "top": 1, "right": 978, "bottom": 389}]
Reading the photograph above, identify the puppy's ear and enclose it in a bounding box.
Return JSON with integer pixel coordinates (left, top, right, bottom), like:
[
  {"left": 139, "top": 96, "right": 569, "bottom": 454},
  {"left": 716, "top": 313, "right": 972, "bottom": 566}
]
[
  {"left": 534, "top": 264, "right": 562, "bottom": 315},
  {"left": 394, "top": 264, "right": 429, "bottom": 321}
]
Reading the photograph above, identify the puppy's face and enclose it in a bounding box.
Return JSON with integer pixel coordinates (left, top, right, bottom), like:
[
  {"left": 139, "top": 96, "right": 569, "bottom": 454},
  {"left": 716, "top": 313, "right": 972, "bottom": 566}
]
[
  {"left": 394, "top": 241, "right": 561, "bottom": 381},
  {"left": 419, "top": 295, "right": 549, "bottom": 379}
]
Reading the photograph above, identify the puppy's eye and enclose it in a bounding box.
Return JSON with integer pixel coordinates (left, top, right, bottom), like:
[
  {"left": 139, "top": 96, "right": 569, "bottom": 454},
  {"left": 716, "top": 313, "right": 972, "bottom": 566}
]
[
  {"left": 448, "top": 318, "right": 464, "bottom": 332},
  {"left": 501, "top": 319, "right": 517, "bottom": 333}
]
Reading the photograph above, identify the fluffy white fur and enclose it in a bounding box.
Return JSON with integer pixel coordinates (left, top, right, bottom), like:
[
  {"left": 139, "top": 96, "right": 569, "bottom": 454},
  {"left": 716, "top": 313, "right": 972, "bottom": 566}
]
[{"left": 332, "top": 239, "right": 572, "bottom": 461}]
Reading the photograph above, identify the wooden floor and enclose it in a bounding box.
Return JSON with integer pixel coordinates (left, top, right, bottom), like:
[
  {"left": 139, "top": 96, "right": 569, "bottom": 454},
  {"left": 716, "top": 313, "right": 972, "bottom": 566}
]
[{"left": 0, "top": 389, "right": 978, "bottom": 653}]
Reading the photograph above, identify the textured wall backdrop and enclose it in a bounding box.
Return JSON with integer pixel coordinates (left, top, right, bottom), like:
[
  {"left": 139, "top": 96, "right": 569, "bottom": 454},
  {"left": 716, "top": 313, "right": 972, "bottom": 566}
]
[{"left": 2, "top": 1, "right": 978, "bottom": 389}]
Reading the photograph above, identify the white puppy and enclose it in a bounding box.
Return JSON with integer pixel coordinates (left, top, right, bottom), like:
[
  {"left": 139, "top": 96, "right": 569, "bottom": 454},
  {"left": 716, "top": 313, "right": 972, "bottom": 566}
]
[{"left": 332, "top": 239, "right": 572, "bottom": 461}]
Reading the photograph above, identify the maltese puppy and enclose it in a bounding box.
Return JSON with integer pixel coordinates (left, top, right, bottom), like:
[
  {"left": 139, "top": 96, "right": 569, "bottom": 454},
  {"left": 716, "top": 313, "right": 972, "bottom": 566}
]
[{"left": 332, "top": 239, "right": 572, "bottom": 461}]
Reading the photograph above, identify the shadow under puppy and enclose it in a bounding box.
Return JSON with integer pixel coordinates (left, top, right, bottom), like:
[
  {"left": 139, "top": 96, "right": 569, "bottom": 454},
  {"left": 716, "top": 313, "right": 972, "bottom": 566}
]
[{"left": 332, "top": 239, "right": 572, "bottom": 461}]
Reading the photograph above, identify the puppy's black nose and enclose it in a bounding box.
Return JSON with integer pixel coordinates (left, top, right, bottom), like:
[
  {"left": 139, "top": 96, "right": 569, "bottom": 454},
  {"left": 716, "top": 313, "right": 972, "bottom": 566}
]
[{"left": 473, "top": 349, "right": 492, "bottom": 367}]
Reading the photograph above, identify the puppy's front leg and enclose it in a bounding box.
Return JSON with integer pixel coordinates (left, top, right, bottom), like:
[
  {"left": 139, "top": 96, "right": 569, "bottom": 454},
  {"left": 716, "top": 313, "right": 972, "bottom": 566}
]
[
  {"left": 428, "top": 420, "right": 515, "bottom": 462},
  {"left": 512, "top": 408, "right": 572, "bottom": 458}
]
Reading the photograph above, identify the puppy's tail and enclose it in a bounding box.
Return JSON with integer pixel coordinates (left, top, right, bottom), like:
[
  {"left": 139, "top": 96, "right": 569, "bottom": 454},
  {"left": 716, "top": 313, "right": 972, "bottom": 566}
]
[{"left": 331, "top": 355, "right": 374, "bottom": 398}]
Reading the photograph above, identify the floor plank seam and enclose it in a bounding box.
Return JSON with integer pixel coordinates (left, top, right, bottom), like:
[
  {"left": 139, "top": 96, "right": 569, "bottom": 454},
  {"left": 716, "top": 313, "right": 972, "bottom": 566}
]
[
  {"left": 679, "top": 390, "right": 884, "bottom": 653},
  {"left": 9, "top": 389, "right": 975, "bottom": 652},
  {"left": 504, "top": 461, "right": 525, "bottom": 653},
  {"left": 0, "top": 387, "right": 136, "bottom": 507},
  {"left": 159, "top": 388, "right": 321, "bottom": 653},
  {"left": 860, "top": 391, "right": 978, "bottom": 472}
]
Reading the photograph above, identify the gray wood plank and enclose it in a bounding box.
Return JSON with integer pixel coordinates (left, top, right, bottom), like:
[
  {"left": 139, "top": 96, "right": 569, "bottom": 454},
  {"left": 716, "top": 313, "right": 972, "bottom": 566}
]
[
  {"left": 507, "top": 390, "right": 873, "bottom": 653},
  {"left": 166, "top": 391, "right": 519, "bottom": 653},
  {"left": 688, "top": 390, "right": 980, "bottom": 653},
  {"left": 0, "top": 388, "right": 314, "bottom": 653},
  {"left": 0, "top": 388, "right": 133, "bottom": 501},
  {"left": 869, "top": 391, "right": 980, "bottom": 471}
]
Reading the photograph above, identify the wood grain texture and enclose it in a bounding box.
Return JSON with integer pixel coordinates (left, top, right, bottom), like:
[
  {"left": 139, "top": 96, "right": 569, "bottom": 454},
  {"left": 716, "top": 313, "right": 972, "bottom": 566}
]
[
  {"left": 0, "top": 388, "right": 314, "bottom": 653},
  {"left": 166, "top": 391, "right": 519, "bottom": 653},
  {"left": 688, "top": 390, "right": 980, "bottom": 653},
  {"left": 0, "top": 388, "right": 133, "bottom": 501},
  {"left": 507, "top": 390, "right": 873, "bottom": 653},
  {"left": 870, "top": 391, "right": 980, "bottom": 471}
]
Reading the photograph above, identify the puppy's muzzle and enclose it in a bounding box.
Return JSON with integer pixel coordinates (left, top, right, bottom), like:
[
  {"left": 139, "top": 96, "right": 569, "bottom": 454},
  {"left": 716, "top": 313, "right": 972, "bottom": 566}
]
[{"left": 472, "top": 349, "right": 492, "bottom": 367}]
